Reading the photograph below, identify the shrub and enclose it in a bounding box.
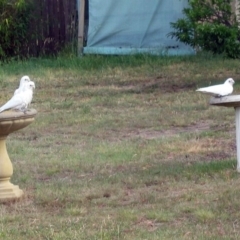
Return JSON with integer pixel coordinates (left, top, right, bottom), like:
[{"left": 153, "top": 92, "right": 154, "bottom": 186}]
[
  {"left": 168, "top": 0, "right": 240, "bottom": 58},
  {"left": 0, "top": 0, "right": 33, "bottom": 60}
]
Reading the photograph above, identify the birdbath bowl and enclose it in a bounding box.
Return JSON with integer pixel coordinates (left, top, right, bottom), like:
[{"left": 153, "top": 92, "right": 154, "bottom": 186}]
[
  {"left": 0, "top": 109, "right": 37, "bottom": 201},
  {"left": 210, "top": 95, "right": 240, "bottom": 172}
]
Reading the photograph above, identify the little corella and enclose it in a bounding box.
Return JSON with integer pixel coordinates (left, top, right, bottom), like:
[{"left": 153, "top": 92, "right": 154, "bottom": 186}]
[
  {"left": 0, "top": 81, "right": 35, "bottom": 113},
  {"left": 196, "top": 78, "right": 235, "bottom": 97}
]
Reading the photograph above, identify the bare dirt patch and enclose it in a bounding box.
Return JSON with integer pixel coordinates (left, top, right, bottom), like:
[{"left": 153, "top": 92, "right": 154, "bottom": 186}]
[
  {"left": 116, "top": 120, "right": 212, "bottom": 140},
  {"left": 119, "top": 76, "right": 196, "bottom": 94}
]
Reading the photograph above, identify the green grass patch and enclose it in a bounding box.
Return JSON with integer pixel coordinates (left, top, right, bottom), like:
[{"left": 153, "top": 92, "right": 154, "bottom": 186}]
[{"left": 0, "top": 53, "right": 239, "bottom": 239}]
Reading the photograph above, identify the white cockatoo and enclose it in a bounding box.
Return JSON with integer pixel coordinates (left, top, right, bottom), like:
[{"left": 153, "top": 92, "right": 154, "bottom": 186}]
[
  {"left": 0, "top": 81, "right": 35, "bottom": 113},
  {"left": 23, "top": 80, "right": 35, "bottom": 109},
  {"left": 196, "top": 78, "right": 235, "bottom": 97},
  {"left": 14, "top": 75, "right": 31, "bottom": 95}
]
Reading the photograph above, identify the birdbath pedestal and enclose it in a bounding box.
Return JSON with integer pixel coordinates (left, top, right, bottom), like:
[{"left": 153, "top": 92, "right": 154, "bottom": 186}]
[
  {"left": 0, "top": 109, "right": 37, "bottom": 201},
  {"left": 210, "top": 95, "right": 240, "bottom": 172}
]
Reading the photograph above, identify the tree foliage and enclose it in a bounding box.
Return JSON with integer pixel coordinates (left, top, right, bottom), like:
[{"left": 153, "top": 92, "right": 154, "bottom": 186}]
[
  {"left": 0, "top": 0, "right": 33, "bottom": 60},
  {"left": 168, "top": 0, "right": 240, "bottom": 58}
]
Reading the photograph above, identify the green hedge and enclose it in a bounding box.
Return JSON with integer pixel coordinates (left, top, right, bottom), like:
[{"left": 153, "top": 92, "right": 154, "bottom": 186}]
[{"left": 168, "top": 0, "right": 240, "bottom": 58}]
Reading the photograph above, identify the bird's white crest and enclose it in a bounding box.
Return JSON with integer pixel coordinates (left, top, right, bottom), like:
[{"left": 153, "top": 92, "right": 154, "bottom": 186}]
[
  {"left": 14, "top": 75, "right": 31, "bottom": 95},
  {"left": 196, "top": 78, "right": 235, "bottom": 97},
  {"left": 0, "top": 80, "right": 35, "bottom": 113},
  {"left": 25, "top": 81, "right": 35, "bottom": 90},
  {"left": 225, "top": 78, "right": 235, "bottom": 85}
]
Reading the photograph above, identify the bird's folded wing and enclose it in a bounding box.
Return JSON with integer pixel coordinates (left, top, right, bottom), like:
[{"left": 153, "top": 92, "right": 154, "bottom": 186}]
[
  {"left": 0, "top": 95, "right": 24, "bottom": 112},
  {"left": 196, "top": 85, "right": 223, "bottom": 94}
]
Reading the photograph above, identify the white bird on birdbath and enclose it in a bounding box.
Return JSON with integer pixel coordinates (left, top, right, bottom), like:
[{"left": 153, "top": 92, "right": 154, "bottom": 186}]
[
  {"left": 0, "top": 81, "right": 35, "bottom": 113},
  {"left": 196, "top": 78, "right": 235, "bottom": 97}
]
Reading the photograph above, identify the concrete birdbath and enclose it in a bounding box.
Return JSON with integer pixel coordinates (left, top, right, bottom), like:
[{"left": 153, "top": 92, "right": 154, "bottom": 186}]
[
  {"left": 0, "top": 109, "right": 37, "bottom": 201},
  {"left": 210, "top": 95, "right": 240, "bottom": 172}
]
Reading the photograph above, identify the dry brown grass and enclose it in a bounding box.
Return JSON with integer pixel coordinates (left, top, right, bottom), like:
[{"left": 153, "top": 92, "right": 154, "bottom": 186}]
[{"left": 0, "top": 54, "right": 239, "bottom": 239}]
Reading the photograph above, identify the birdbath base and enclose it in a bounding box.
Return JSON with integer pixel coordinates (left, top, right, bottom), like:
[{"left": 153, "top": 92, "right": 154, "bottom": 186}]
[
  {"left": 0, "top": 136, "right": 23, "bottom": 200},
  {"left": 210, "top": 95, "right": 240, "bottom": 172},
  {"left": 0, "top": 109, "right": 37, "bottom": 201},
  {"left": 0, "top": 181, "right": 23, "bottom": 200}
]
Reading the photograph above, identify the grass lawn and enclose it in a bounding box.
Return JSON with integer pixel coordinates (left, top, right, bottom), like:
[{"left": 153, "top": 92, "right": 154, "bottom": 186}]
[{"left": 0, "top": 53, "right": 240, "bottom": 239}]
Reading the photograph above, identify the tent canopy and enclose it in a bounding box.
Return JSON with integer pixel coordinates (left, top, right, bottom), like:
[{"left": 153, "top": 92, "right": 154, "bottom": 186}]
[{"left": 83, "top": 0, "right": 195, "bottom": 55}]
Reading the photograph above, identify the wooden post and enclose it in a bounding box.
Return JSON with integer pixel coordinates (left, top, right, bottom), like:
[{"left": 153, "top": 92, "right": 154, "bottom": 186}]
[
  {"left": 235, "top": 107, "right": 240, "bottom": 172},
  {"left": 235, "top": 0, "right": 239, "bottom": 21},
  {"left": 78, "top": 0, "right": 85, "bottom": 56}
]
